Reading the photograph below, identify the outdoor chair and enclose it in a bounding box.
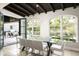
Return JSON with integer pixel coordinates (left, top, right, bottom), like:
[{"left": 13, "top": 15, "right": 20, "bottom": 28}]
[{"left": 51, "top": 41, "right": 64, "bottom": 56}]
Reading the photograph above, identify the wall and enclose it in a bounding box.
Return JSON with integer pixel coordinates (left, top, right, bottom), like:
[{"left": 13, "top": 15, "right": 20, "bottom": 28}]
[
  {"left": 4, "top": 22, "right": 19, "bottom": 32},
  {"left": 0, "top": 3, "right": 9, "bottom": 9}
]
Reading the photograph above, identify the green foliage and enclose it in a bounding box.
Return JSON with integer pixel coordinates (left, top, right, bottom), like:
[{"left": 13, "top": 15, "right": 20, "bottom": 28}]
[
  {"left": 27, "top": 19, "right": 40, "bottom": 35},
  {"left": 50, "top": 16, "right": 76, "bottom": 42}
]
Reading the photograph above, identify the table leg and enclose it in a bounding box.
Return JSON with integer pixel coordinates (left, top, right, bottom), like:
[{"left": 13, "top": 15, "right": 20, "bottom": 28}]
[
  {"left": 21, "top": 46, "right": 25, "bottom": 51},
  {"left": 47, "top": 42, "right": 52, "bottom": 56}
]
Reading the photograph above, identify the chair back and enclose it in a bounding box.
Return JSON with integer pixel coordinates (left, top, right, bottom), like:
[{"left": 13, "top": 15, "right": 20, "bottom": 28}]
[
  {"left": 58, "top": 40, "right": 64, "bottom": 48},
  {"left": 25, "top": 40, "right": 32, "bottom": 48},
  {"left": 19, "top": 38, "right": 26, "bottom": 46},
  {"left": 32, "top": 40, "right": 43, "bottom": 51}
]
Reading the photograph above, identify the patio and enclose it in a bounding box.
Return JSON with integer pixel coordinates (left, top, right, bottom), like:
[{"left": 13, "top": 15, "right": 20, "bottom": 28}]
[{"left": 0, "top": 3, "right": 79, "bottom": 56}]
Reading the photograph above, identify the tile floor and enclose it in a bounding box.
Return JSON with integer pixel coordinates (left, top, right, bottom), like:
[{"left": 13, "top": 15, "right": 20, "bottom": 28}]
[
  {"left": 4, "top": 37, "right": 18, "bottom": 46},
  {"left": 0, "top": 44, "right": 79, "bottom": 56}
]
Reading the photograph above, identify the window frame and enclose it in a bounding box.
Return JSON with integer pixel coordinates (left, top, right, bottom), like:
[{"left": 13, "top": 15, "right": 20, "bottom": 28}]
[
  {"left": 27, "top": 19, "right": 40, "bottom": 37},
  {"left": 49, "top": 15, "right": 78, "bottom": 43}
]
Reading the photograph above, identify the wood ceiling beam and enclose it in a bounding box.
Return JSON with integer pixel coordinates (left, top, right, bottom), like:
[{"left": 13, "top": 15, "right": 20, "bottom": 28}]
[
  {"left": 16, "top": 3, "right": 35, "bottom": 15},
  {"left": 61, "top": 3, "right": 64, "bottom": 11},
  {"left": 37, "top": 3, "right": 47, "bottom": 13},
  {"left": 73, "top": 3, "right": 77, "bottom": 9},
  {"left": 6, "top": 6, "right": 28, "bottom": 16},
  {"left": 50, "top": 3, "right": 55, "bottom": 12},
  {"left": 27, "top": 4, "right": 40, "bottom": 14},
  {"left": 11, "top": 4, "right": 32, "bottom": 15},
  {"left": 24, "top": 4, "right": 37, "bottom": 14},
  {"left": 4, "top": 8, "right": 25, "bottom": 17}
]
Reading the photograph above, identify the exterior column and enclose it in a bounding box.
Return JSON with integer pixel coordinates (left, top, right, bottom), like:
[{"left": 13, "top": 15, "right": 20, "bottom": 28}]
[
  {"left": 76, "top": 17, "right": 79, "bottom": 42},
  {"left": 60, "top": 15, "right": 63, "bottom": 43}
]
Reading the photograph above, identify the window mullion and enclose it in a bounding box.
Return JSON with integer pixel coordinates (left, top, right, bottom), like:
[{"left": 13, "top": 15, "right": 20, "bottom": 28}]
[
  {"left": 60, "top": 16, "right": 63, "bottom": 43},
  {"left": 32, "top": 20, "right": 34, "bottom": 36}
]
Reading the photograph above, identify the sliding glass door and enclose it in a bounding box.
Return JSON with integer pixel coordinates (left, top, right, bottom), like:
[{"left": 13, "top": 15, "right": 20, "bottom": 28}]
[
  {"left": 0, "top": 12, "right": 4, "bottom": 49},
  {"left": 19, "top": 18, "right": 27, "bottom": 38}
]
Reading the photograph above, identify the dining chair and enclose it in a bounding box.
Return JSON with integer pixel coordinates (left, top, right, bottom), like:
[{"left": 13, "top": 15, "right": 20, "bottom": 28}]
[
  {"left": 22, "top": 40, "right": 33, "bottom": 53},
  {"left": 31, "top": 40, "right": 47, "bottom": 56},
  {"left": 19, "top": 39, "right": 33, "bottom": 52},
  {"left": 51, "top": 41, "right": 64, "bottom": 56},
  {"left": 23, "top": 39, "right": 43, "bottom": 54}
]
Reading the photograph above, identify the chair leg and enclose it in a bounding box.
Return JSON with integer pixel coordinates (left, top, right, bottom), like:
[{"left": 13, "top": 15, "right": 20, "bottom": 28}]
[
  {"left": 39, "top": 50, "right": 44, "bottom": 56},
  {"left": 39, "top": 50, "right": 41, "bottom": 55},
  {"left": 31, "top": 48, "right": 34, "bottom": 53},
  {"left": 43, "top": 50, "right": 45, "bottom": 56},
  {"left": 21, "top": 46, "right": 25, "bottom": 51},
  {"left": 25, "top": 47, "right": 29, "bottom": 51},
  {"left": 43, "top": 51, "right": 45, "bottom": 56},
  {"left": 62, "top": 51, "right": 64, "bottom": 56},
  {"left": 20, "top": 46, "right": 23, "bottom": 50}
]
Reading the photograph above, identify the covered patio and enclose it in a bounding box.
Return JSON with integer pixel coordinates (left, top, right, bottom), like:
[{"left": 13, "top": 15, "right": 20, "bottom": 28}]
[{"left": 0, "top": 3, "right": 79, "bottom": 56}]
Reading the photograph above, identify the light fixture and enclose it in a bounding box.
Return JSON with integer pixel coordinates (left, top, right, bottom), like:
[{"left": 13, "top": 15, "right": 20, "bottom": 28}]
[{"left": 36, "top": 4, "right": 39, "bottom": 7}]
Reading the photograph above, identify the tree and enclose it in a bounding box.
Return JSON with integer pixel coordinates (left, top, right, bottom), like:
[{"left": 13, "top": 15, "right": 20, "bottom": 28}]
[{"left": 50, "top": 16, "right": 76, "bottom": 42}]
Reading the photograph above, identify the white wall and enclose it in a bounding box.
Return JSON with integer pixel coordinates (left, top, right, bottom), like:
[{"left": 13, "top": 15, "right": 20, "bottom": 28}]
[
  {"left": 4, "top": 22, "right": 19, "bottom": 32},
  {"left": 0, "top": 3, "right": 9, "bottom": 9},
  {"left": 0, "top": 9, "right": 23, "bottom": 18},
  {"left": 26, "top": 6, "right": 79, "bottom": 42}
]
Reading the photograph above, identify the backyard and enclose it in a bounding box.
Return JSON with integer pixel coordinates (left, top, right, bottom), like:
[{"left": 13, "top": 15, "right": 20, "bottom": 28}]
[{"left": 50, "top": 16, "right": 76, "bottom": 42}]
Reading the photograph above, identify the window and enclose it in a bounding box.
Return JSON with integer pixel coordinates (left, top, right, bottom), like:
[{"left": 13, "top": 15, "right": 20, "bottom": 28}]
[
  {"left": 62, "top": 16, "right": 76, "bottom": 42},
  {"left": 27, "top": 19, "right": 40, "bottom": 39},
  {"left": 0, "top": 12, "right": 4, "bottom": 48},
  {"left": 21, "top": 19, "right": 26, "bottom": 38},
  {"left": 50, "top": 16, "right": 60, "bottom": 42},
  {"left": 33, "top": 19, "right": 40, "bottom": 35},
  {"left": 50, "top": 15, "right": 77, "bottom": 42},
  {"left": 27, "top": 20, "right": 33, "bottom": 38}
]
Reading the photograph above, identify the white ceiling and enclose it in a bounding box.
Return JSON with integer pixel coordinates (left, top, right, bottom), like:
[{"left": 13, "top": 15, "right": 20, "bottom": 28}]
[
  {"left": 0, "top": 3, "right": 9, "bottom": 9},
  {"left": 0, "top": 3, "right": 23, "bottom": 18}
]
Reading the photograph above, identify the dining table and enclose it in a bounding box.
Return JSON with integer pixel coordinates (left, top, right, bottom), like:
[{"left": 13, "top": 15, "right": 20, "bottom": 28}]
[
  {"left": 21, "top": 37, "right": 56, "bottom": 56},
  {"left": 43, "top": 39, "right": 56, "bottom": 56}
]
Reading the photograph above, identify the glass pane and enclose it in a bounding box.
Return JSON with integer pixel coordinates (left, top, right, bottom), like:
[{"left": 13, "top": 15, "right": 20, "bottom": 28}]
[
  {"left": 20, "top": 19, "right": 26, "bottom": 38},
  {"left": 27, "top": 19, "right": 40, "bottom": 39},
  {"left": 33, "top": 19, "right": 40, "bottom": 27},
  {"left": 27, "top": 27, "right": 32, "bottom": 38},
  {"left": 33, "top": 27, "right": 40, "bottom": 35},
  {"left": 21, "top": 27, "right": 25, "bottom": 33},
  {"left": 27, "top": 20, "right": 32, "bottom": 39},
  {"left": 50, "top": 16, "right": 60, "bottom": 42},
  {"left": 62, "top": 16, "right": 76, "bottom": 42},
  {"left": 27, "top": 20, "right": 32, "bottom": 27},
  {"left": 0, "top": 12, "right": 4, "bottom": 49},
  {"left": 21, "top": 34, "right": 25, "bottom": 38},
  {"left": 21, "top": 20, "right": 25, "bottom": 26},
  {"left": 33, "top": 19, "right": 40, "bottom": 35}
]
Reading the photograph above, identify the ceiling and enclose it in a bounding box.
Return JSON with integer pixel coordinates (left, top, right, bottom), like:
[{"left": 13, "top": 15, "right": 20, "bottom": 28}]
[
  {"left": 0, "top": 3, "right": 9, "bottom": 9},
  {"left": 4, "top": 3, "right": 79, "bottom": 17}
]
